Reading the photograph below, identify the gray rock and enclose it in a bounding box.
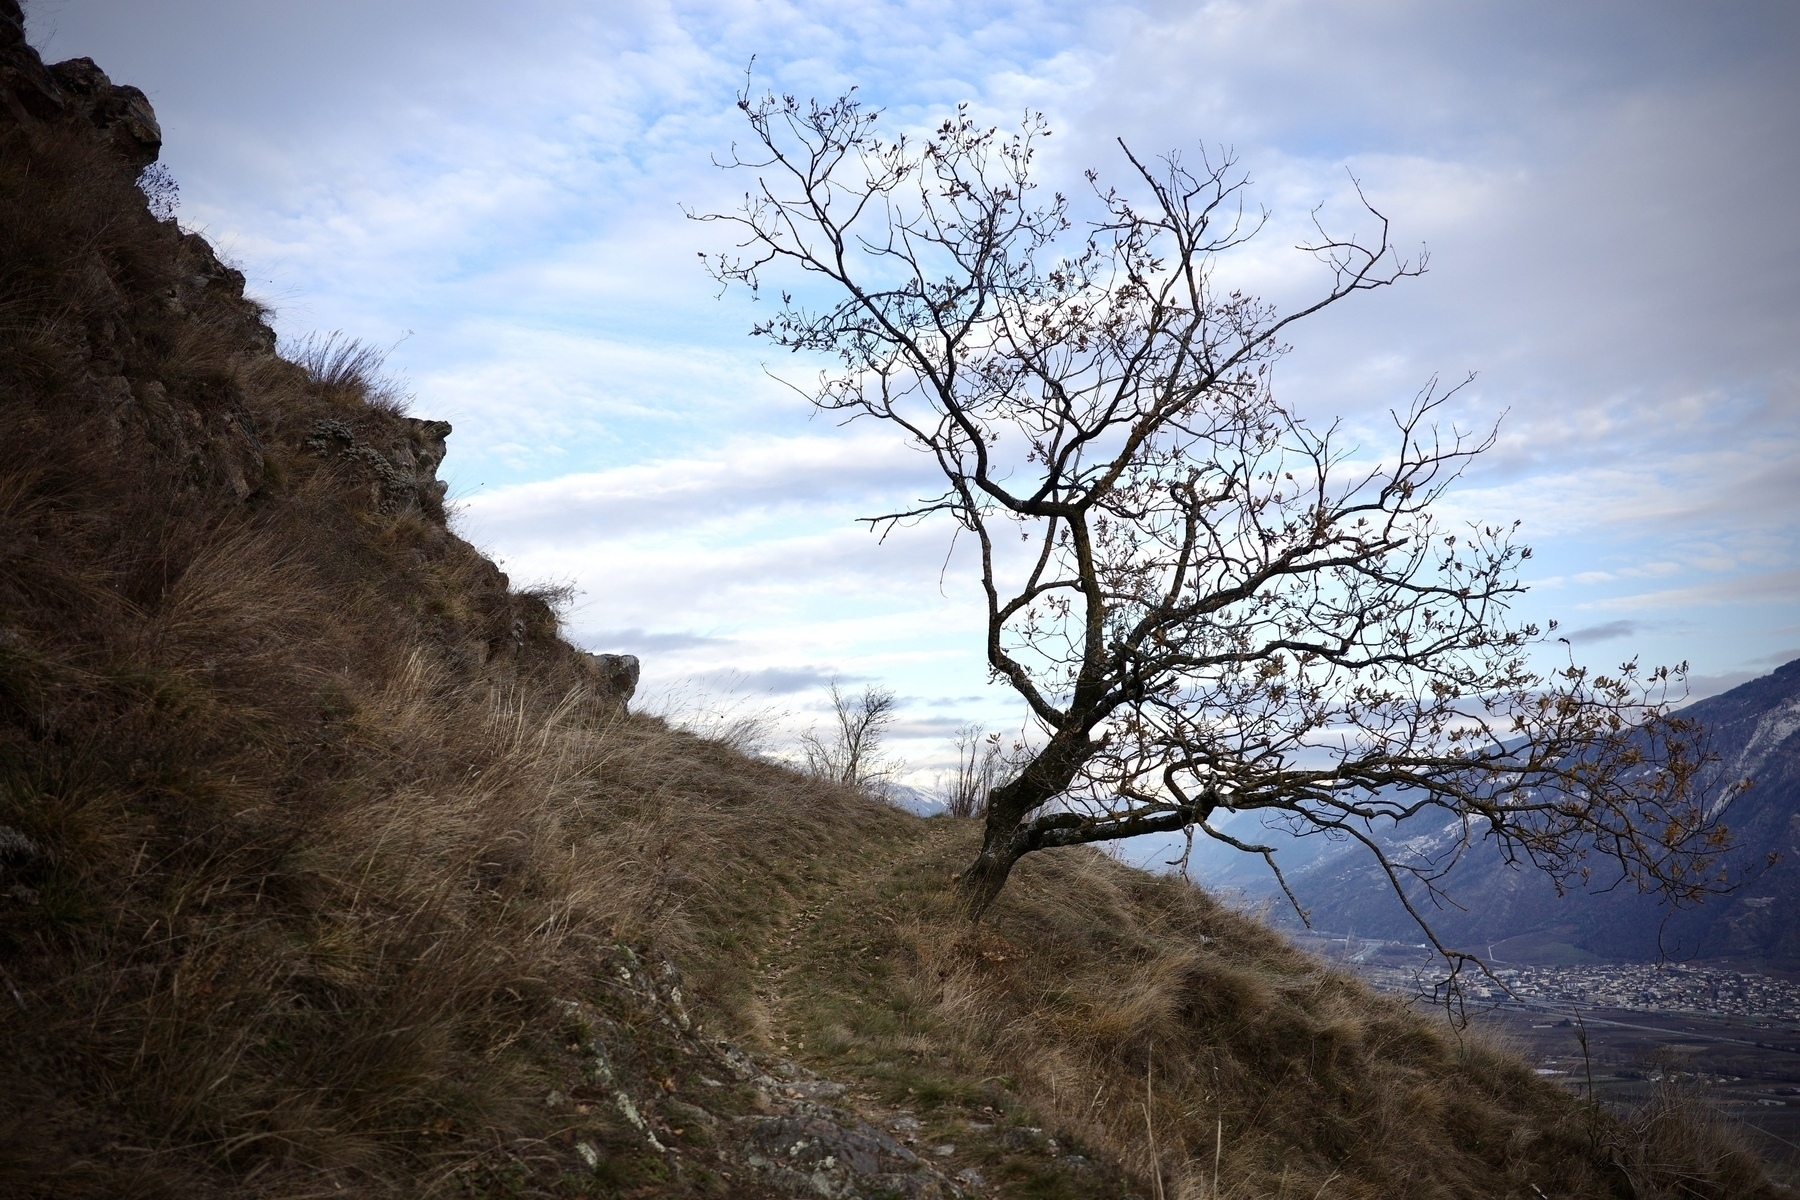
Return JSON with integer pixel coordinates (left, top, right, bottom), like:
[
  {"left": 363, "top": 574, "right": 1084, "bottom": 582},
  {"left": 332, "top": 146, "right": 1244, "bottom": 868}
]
[
  {"left": 579, "top": 652, "right": 639, "bottom": 714},
  {"left": 45, "top": 57, "right": 161, "bottom": 167},
  {"left": 740, "top": 1111, "right": 953, "bottom": 1198},
  {"left": 0, "top": 826, "right": 39, "bottom": 863},
  {"left": 784, "top": 1079, "right": 846, "bottom": 1100},
  {"left": 391, "top": 418, "right": 450, "bottom": 512},
  {"left": 303, "top": 416, "right": 451, "bottom": 517}
]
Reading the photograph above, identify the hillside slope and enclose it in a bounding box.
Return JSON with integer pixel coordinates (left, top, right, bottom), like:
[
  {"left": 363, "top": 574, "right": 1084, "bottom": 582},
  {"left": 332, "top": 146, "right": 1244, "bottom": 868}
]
[
  {"left": 1275, "top": 660, "right": 1800, "bottom": 964},
  {"left": 0, "top": 7, "right": 1781, "bottom": 1197}
]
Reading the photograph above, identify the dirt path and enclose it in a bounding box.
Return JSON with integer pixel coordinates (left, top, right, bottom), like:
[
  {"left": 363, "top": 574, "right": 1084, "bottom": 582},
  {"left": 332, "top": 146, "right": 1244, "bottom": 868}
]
[
  {"left": 752, "top": 825, "right": 941, "bottom": 1054},
  {"left": 731, "top": 821, "right": 1123, "bottom": 1199}
]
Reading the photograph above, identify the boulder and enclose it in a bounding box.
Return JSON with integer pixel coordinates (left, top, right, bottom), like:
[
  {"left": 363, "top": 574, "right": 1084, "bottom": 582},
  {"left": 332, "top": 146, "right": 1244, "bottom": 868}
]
[
  {"left": 578, "top": 652, "right": 639, "bottom": 714},
  {"left": 45, "top": 57, "right": 161, "bottom": 167},
  {"left": 304, "top": 415, "right": 452, "bottom": 518}
]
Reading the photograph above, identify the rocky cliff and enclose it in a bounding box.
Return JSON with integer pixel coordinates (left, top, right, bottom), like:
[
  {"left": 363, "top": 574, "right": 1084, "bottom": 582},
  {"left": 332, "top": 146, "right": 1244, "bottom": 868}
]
[{"left": 0, "top": 0, "right": 620, "bottom": 682}]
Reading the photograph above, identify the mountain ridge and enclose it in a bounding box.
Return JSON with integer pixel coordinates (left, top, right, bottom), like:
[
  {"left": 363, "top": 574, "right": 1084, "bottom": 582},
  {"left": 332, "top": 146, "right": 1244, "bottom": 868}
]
[{"left": 1270, "top": 659, "right": 1800, "bottom": 963}]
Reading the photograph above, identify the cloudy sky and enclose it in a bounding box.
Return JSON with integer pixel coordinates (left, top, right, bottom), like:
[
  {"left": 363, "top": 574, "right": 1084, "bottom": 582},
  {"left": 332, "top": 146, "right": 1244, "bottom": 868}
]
[{"left": 27, "top": 0, "right": 1800, "bottom": 784}]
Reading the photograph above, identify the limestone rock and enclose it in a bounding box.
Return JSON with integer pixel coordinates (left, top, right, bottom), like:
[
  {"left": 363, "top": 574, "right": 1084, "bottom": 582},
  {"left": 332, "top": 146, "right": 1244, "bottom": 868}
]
[
  {"left": 740, "top": 1111, "right": 955, "bottom": 1199},
  {"left": 578, "top": 651, "right": 640, "bottom": 714},
  {"left": 304, "top": 415, "right": 452, "bottom": 518},
  {"left": 45, "top": 57, "right": 160, "bottom": 167},
  {"left": 360, "top": 416, "right": 452, "bottom": 515}
]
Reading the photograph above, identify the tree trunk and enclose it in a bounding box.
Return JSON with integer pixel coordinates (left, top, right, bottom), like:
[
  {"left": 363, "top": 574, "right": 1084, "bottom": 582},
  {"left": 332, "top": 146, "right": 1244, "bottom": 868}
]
[
  {"left": 956, "top": 730, "right": 1097, "bottom": 917},
  {"left": 957, "top": 842, "right": 1020, "bottom": 917}
]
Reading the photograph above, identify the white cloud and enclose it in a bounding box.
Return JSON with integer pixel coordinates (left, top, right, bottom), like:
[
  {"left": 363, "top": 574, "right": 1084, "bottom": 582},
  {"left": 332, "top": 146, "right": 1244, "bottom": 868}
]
[
  {"left": 1587, "top": 568, "right": 1800, "bottom": 614},
  {"left": 457, "top": 431, "right": 935, "bottom": 544}
]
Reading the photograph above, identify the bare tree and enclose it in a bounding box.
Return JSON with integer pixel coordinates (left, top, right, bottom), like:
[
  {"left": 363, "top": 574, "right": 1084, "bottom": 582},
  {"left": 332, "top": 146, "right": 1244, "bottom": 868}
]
[
  {"left": 940, "top": 722, "right": 1014, "bottom": 819},
  {"left": 700, "top": 88, "right": 1724, "bottom": 955},
  {"left": 800, "top": 679, "right": 897, "bottom": 790}
]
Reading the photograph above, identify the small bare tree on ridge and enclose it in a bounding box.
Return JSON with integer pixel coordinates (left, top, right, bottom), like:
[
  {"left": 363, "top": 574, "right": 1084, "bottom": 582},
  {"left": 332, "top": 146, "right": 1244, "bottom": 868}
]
[
  {"left": 800, "top": 679, "right": 897, "bottom": 790},
  {"left": 941, "top": 722, "right": 1015, "bottom": 819},
  {"left": 698, "top": 87, "right": 1725, "bottom": 959}
]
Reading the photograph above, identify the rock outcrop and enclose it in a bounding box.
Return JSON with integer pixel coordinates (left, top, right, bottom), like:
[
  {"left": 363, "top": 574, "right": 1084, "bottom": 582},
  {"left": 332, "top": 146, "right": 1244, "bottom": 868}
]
[
  {"left": 1, "top": 10, "right": 156, "bottom": 168},
  {"left": 41, "top": 55, "right": 161, "bottom": 166},
  {"left": 304, "top": 415, "right": 454, "bottom": 517},
  {"left": 0, "top": 0, "right": 609, "bottom": 697},
  {"left": 2, "top": 0, "right": 280, "bottom": 509},
  {"left": 578, "top": 651, "right": 641, "bottom": 714}
]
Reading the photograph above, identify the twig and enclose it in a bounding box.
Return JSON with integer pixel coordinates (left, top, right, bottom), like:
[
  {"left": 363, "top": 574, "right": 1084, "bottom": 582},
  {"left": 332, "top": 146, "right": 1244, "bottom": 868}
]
[
  {"left": 1213, "top": 1061, "right": 1224, "bottom": 1198},
  {"left": 1213, "top": 1113, "right": 1223, "bottom": 1199},
  {"left": 1573, "top": 1006, "right": 1599, "bottom": 1149},
  {"left": 1144, "top": 1045, "right": 1166, "bottom": 1200}
]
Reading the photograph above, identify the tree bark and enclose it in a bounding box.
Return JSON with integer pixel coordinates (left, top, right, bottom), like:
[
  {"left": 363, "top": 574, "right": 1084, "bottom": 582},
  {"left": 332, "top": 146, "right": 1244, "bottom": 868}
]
[
  {"left": 957, "top": 730, "right": 1099, "bottom": 917},
  {"left": 957, "top": 840, "right": 1022, "bottom": 918}
]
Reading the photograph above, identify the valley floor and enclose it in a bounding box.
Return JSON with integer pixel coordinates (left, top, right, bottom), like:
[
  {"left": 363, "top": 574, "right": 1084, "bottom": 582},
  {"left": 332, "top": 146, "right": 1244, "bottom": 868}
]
[
  {"left": 1466, "top": 1003, "right": 1800, "bottom": 1185},
  {"left": 1294, "top": 946, "right": 1800, "bottom": 1188}
]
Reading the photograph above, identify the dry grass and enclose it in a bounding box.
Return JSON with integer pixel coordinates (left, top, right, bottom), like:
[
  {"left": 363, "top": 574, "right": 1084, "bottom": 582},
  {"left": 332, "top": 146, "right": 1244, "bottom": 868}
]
[
  {"left": 0, "top": 353, "right": 890, "bottom": 1193},
  {"left": 1610, "top": 1075, "right": 1785, "bottom": 1199},
  {"left": 761, "top": 821, "right": 1783, "bottom": 1199}
]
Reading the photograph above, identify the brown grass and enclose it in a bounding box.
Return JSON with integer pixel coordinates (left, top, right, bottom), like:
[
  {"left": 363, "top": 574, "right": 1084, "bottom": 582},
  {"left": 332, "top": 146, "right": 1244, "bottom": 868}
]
[
  {"left": 1610, "top": 1075, "right": 1786, "bottom": 1199},
  {"left": 760, "top": 821, "right": 1783, "bottom": 1199}
]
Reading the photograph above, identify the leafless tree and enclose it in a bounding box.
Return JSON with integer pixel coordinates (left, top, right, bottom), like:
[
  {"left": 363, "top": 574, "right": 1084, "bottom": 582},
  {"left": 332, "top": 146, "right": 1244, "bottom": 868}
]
[
  {"left": 699, "top": 87, "right": 1725, "bottom": 959},
  {"left": 939, "top": 722, "right": 1015, "bottom": 819},
  {"left": 800, "top": 679, "right": 897, "bottom": 790}
]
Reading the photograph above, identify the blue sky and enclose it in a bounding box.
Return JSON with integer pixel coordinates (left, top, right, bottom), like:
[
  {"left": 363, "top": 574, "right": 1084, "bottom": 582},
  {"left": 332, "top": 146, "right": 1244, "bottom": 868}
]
[{"left": 27, "top": 0, "right": 1800, "bottom": 784}]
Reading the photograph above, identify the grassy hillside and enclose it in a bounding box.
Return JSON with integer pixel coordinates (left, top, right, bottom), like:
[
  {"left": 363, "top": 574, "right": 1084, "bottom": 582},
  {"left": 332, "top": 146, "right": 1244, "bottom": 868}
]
[{"left": 0, "top": 11, "right": 1782, "bottom": 1198}]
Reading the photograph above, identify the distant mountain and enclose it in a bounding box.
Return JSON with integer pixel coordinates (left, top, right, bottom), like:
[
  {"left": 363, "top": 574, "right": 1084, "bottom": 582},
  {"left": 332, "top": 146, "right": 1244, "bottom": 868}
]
[
  {"left": 1258, "top": 659, "right": 1800, "bottom": 964},
  {"left": 882, "top": 782, "right": 948, "bottom": 818}
]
